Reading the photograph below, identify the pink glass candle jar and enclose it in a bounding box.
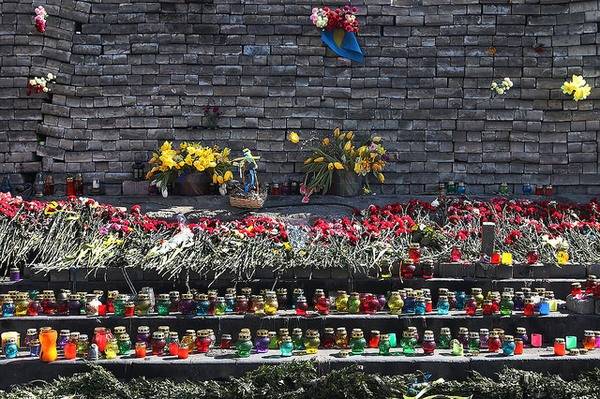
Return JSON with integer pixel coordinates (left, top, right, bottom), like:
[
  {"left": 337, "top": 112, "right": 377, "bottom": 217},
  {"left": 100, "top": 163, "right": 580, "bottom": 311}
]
[{"left": 531, "top": 333, "right": 542, "bottom": 348}]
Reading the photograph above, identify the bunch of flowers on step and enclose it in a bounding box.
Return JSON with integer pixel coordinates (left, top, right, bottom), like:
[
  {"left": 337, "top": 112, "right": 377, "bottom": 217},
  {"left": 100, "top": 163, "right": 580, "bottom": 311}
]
[
  {"left": 310, "top": 5, "right": 359, "bottom": 33},
  {"left": 145, "top": 141, "right": 233, "bottom": 192},
  {"left": 289, "top": 128, "right": 386, "bottom": 202},
  {"left": 561, "top": 75, "right": 592, "bottom": 101},
  {"left": 34, "top": 6, "right": 48, "bottom": 33},
  {"left": 490, "top": 77, "right": 513, "bottom": 95},
  {"left": 27, "top": 73, "right": 55, "bottom": 95}
]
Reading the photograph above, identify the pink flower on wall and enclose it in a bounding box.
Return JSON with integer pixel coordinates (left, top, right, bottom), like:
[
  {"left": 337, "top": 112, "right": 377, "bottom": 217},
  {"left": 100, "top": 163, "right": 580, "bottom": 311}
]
[{"left": 34, "top": 6, "right": 48, "bottom": 33}]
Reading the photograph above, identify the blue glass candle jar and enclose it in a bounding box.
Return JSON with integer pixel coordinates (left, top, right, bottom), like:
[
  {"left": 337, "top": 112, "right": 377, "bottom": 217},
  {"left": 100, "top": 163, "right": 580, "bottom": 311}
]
[
  {"left": 196, "top": 294, "right": 210, "bottom": 316},
  {"left": 403, "top": 291, "right": 416, "bottom": 314},
  {"left": 224, "top": 294, "right": 236, "bottom": 313},
  {"left": 513, "top": 292, "right": 525, "bottom": 311},
  {"left": 280, "top": 335, "right": 293, "bottom": 357},
  {"left": 455, "top": 291, "right": 466, "bottom": 310},
  {"left": 2, "top": 297, "right": 15, "bottom": 317},
  {"left": 502, "top": 335, "right": 515, "bottom": 356},
  {"left": 437, "top": 295, "right": 449, "bottom": 315},
  {"left": 538, "top": 298, "right": 550, "bottom": 316},
  {"left": 3, "top": 337, "right": 18, "bottom": 359},
  {"left": 414, "top": 296, "right": 426, "bottom": 315}
]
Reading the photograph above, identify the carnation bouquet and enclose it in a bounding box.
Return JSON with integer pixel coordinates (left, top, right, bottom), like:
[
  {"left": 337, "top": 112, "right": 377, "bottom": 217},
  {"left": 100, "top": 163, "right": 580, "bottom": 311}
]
[
  {"left": 310, "top": 5, "right": 363, "bottom": 62},
  {"left": 145, "top": 141, "right": 233, "bottom": 196}
]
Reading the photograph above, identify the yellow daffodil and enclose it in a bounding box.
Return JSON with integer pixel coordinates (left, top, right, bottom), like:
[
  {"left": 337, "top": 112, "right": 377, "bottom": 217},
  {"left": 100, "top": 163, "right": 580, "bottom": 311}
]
[
  {"left": 572, "top": 75, "right": 586, "bottom": 88},
  {"left": 287, "top": 132, "right": 300, "bottom": 144},
  {"left": 217, "top": 175, "right": 224, "bottom": 184},
  {"left": 574, "top": 85, "right": 591, "bottom": 101},
  {"left": 44, "top": 201, "right": 59, "bottom": 216},
  {"left": 334, "top": 162, "right": 344, "bottom": 170},
  {"left": 224, "top": 170, "right": 233, "bottom": 181},
  {"left": 561, "top": 80, "right": 578, "bottom": 95},
  {"left": 377, "top": 173, "right": 385, "bottom": 183},
  {"left": 314, "top": 157, "right": 325, "bottom": 163}
]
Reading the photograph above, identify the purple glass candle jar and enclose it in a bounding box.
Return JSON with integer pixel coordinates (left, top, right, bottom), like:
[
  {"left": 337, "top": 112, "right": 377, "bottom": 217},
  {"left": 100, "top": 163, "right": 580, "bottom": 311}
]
[
  {"left": 137, "top": 326, "right": 151, "bottom": 346},
  {"left": 178, "top": 293, "right": 195, "bottom": 316},
  {"left": 9, "top": 267, "right": 20, "bottom": 281},
  {"left": 255, "top": 329, "right": 270, "bottom": 353}
]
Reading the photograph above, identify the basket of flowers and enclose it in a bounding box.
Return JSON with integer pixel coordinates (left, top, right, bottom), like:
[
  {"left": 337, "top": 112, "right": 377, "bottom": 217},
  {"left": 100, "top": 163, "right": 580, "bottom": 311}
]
[
  {"left": 145, "top": 141, "right": 233, "bottom": 197},
  {"left": 288, "top": 129, "right": 387, "bottom": 202}
]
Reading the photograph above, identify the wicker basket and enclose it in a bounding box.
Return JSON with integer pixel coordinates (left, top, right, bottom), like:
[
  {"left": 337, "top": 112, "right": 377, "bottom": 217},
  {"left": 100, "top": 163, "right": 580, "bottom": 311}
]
[{"left": 229, "top": 192, "right": 267, "bottom": 209}]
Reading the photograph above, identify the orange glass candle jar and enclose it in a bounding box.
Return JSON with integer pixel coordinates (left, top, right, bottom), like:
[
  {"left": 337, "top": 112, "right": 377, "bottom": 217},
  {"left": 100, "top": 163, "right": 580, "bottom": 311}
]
[
  {"left": 554, "top": 338, "right": 566, "bottom": 356},
  {"left": 135, "top": 342, "right": 147, "bottom": 358},
  {"left": 39, "top": 327, "right": 58, "bottom": 362}
]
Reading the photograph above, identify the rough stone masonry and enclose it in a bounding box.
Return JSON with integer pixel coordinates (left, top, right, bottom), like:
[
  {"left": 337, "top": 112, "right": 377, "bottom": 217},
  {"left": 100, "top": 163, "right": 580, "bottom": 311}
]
[{"left": 0, "top": 0, "right": 599, "bottom": 195}]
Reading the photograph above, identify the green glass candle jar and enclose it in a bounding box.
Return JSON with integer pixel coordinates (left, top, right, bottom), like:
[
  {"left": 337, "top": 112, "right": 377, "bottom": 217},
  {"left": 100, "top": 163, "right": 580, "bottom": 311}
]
[
  {"left": 379, "top": 333, "right": 391, "bottom": 356},
  {"left": 451, "top": 339, "right": 464, "bottom": 356},
  {"left": 468, "top": 332, "right": 480, "bottom": 354},
  {"left": 114, "top": 294, "right": 128, "bottom": 316},
  {"left": 77, "top": 334, "right": 89, "bottom": 358},
  {"left": 348, "top": 292, "right": 361, "bottom": 314},
  {"left": 349, "top": 328, "right": 367, "bottom": 355},
  {"left": 117, "top": 333, "right": 132, "bottom": 355},
  {"left": 280, "top": 335, "right": 293, "bottom": 357},
  {"left": 400, "top": 330, "right": 416, "bottom": 355},
  {"left": 500, "top": 293, "right": 514, "bottom": 316},
  {"left": 236, "top": 329, "right": 253, "bottom": 358},
  {"left": 292, "top": 328, "right": 304, "bottom": 350},
  {"left": 268, "top": 331, "right": 279, "bottom": 350},
  {"left": 438, "top": 327, "right": 452, "bottom": 349},
  {"left": 156, "top": 294, "right": 171, "bottom": 316}
]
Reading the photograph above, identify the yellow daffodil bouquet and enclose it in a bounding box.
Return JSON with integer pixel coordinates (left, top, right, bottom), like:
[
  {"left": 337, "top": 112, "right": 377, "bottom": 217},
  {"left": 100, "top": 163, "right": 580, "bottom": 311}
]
[
  {"left": 561, "top": 74, "right": 592, "bottom": 101},
  {"left": 288, "top": 128, "right": 387, "bottom": 201},
  {"left": 146, "top": 141, "right": 233, "bottom": 192}
]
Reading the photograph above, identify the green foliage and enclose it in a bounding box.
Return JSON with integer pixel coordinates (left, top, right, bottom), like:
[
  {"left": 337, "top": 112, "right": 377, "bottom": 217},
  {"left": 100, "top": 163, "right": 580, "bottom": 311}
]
[{"left": 1, "top": 362, "right": 600, "bottom": 399}]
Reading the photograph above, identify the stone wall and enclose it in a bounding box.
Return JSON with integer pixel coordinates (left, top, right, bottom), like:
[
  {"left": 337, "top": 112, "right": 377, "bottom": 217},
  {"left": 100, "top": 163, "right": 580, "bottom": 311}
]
[{"left": 1, "top": 0, "right": 599, "bottom": 194}]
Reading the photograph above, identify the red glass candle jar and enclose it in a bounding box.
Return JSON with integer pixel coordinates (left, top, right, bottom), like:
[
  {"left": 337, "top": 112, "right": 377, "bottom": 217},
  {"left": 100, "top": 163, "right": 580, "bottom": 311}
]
[
  {"left": 490, "top": 252, "right": 501, "bottom": 265},
  {"left": 315, "top": 296, "right": 330, "bottom": 315},
  {"left": 570, "top": 283, "right": 582, "bottom": 297},
  {"left": 514, "top": 338, "right": 524, "bottom": 355},
  {"left": 465, "top": 297, "right": 477, "bottom": 316},
  {"left": 526, "top": 251, "right": 539, "bottom": 265},
  {"left": 235, "top": 296, "right": 248, "bottom": 314},
  {"left": 408, "top": 243, "right": 421, "bottom": 264},
  {"left": 177, "top": 345, "right": 189, "bottom": 359},
  {"left": 544, "top": 185, "right": 554, "bottom": 196},
  {"left": 554, "top": 338, "right": 566, "bottom": 356},
  {"left": 482, "top": 300, "right": 494, "bottom": 316},
  {"left": 151, "top": 332, "right": 166, "bottom": 356},
  {"left": 295, "top": 296, "right": 308, "bottom": 315},
  {"left": 65, "top": 177, "right": 76, "bottom": 197},
  {"left": 425, "top": 299, "right": 433, "bottom": 313},
  {"left": 450, "top": 247, "right": 461, "bottom": 262},
  {"left": 124, "top": 302, "right": 135, "bottom": 317},
  {"left": 135, "top": 342, "right": 146, "bottom": 358},
  {"left": 63, "top": 341, "right": 77, "bottom": 360},
  {"left": 196, "top": 330, "right": 211, "bottom": 353},
  {"left": 322, "top": 328, "right": 335, "bottom": 349},
  {"left": 368, "top": 330, "right": 380, "bottom": 348},
  {"left": 488, "top": 334, "right": 501, "bottom": 352},
  {"left": 220, "top": 334, "right": 232, "bottom": 349},
  {"left": 422, "top": 331, "right": 436, "bottom": 355},
  {"left": 523, "top": 299, "right": 535, "bottom": 317},
  {"left": 401, "top": 259, "right": 416, "bottom": 280},
  {"left": 362, "top": 294, "right": 380, "bottom": 315},
  {"left": 535, "top": 185, "right": 544, "bottom": 195}
]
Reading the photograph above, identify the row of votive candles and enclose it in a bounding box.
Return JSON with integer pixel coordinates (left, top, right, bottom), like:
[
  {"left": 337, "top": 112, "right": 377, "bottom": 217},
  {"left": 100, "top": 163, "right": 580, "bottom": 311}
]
[
  {"left": 3, "top": 326, "right": 599, "bottom": 361},
  {"left": 0, "top": 285, "right": 567, "bottom": 318}
]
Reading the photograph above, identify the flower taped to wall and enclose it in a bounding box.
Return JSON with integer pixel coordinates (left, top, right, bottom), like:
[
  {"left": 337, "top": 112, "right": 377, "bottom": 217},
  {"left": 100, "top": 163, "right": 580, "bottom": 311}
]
[{"left": 310, "top": 5, "right": 364, "bottom": 63}]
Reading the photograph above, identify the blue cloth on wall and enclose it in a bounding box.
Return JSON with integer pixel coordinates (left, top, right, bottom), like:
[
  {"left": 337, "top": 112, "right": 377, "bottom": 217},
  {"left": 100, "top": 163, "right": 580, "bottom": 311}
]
[{"left": 321, "top": 29, "right": 364, "bottom": 63}]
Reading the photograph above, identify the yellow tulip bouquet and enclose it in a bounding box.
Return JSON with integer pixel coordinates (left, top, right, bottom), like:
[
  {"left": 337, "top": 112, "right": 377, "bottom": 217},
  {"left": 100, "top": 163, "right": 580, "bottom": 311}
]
[
  {"left": 289, "top": 128, "right": 387, "bottom": 201},
  {"left": 146, "top": 141, "right": 233, "bottom": 193}
]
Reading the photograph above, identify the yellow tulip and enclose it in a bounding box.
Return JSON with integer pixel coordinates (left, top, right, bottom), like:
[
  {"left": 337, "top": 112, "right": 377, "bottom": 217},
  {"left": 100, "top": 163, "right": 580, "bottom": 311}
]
[
  {"left": 334, "top": 162, "right": 344, "bottom": 170},
  {"left": 288, "top": 132, "right": 300, "bottom": 144},
  {"left": 322, "top": 137, "right": 330, "bottom": 146},
  {"left": 304, "top": 157, "right": 313, "bottom": 164},
  {"left": 217, "top": 175, "right": 224, "bottom": 184},
  {"left": 224, "top": 170, "right": 233, "bottom": 181},
  {"left": 377, "top": 173, "right": 385, "bottom": 183},
  {"left": 345, "top": 131, "right": 354, "bottom": 140},
  {"left": 328, "top": 162, "right": 335, "bottom": 170},
  {"left": 344, "top": 141, "right": 352, "bottom": 152},
  {"left": 314, "top": 157, "right": 325, "bottom": 163},
  {"left": 372, "top": 136, "right": 382, "bottom": 143},
  {"left": 212, "top": 174, "right": 218, "bottom": 184},
  {"left": 333, "top": 128, "right": 340, "bottom": 138}
]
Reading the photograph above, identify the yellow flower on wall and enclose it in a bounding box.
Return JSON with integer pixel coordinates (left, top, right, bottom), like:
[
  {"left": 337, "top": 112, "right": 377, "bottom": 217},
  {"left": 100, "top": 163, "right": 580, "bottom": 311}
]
[
  {"left": 561, "top": 75, "right": 592, "bottom": 101},
  {"left": 287, "top": 131, "right": 300, "bottom": 143}
]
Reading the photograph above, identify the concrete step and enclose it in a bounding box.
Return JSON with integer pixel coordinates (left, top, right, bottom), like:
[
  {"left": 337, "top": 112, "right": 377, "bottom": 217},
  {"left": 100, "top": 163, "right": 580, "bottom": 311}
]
[
  {"left": 2, "top": 311, "right": 598, "bottom": 345},
  {"left": 1, "top": 277, "right": 584, "bottom": 299},
  {"left": 1, "top": 348, "right": 598, "bottom": 389}
]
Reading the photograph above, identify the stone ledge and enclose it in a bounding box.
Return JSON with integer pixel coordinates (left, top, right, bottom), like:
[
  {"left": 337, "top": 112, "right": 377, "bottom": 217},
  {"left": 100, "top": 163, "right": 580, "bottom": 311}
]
[{"left": 1, "top": 348, "right": 599, "bottom": 388}]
